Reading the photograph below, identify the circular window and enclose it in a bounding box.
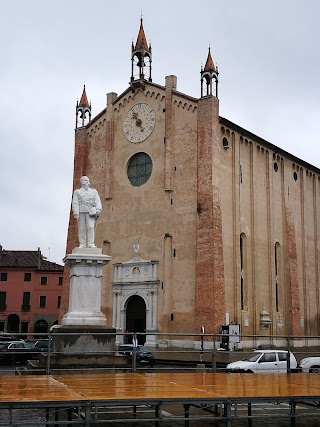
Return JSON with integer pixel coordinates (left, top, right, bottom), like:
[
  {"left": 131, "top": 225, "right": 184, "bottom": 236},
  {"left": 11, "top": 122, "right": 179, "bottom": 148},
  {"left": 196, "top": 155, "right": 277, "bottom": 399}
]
[
  {"left": 127, "top": 152, "right": 153, "bottom": 186},
  {"left": 293, "top": 172, "right": 298, "bottom": 181},
  {"left": 274, "top": 162, "right": 278, "bottom": 172}
]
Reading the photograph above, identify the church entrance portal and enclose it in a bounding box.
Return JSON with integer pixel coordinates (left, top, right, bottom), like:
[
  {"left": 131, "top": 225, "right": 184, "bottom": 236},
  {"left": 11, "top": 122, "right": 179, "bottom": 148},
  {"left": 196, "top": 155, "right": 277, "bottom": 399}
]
[
  {"left": 112, "top": 256, "right": 159, "bottom": 347},
  {"left": 125, "top": 295, "right": 146, "bottom": 345}
]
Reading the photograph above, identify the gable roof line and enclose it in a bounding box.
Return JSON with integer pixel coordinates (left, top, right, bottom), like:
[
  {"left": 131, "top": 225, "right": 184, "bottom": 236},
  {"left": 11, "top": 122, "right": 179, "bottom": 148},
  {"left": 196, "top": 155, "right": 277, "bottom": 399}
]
[{"left": 220, "top": 116, "right": 319, "bottom": 173}]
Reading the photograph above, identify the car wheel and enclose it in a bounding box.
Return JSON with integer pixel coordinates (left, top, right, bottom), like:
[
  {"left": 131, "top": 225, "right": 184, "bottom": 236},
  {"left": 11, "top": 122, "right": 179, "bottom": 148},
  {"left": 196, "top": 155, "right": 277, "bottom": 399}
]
[{"left": 309, "top": 366, "right": 320, "bottom": 373}]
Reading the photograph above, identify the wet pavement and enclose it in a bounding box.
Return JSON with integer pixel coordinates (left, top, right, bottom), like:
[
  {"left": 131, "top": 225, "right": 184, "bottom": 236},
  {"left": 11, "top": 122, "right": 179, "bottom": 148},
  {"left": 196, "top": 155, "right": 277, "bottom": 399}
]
[{"left": 1, "top": 346, "right": 320, "bottom": 426}]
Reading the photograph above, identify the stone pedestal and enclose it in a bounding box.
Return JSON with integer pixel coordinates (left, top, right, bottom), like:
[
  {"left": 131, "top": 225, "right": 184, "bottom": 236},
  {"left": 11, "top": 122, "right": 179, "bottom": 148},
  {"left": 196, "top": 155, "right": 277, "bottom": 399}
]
[
  {"left": 49, "top": 325, "right": 124, "bottom": 370},
  {"left": 62, "top": 248, "right": 111, "bottom": 326},
  {"left": 42, "top": 248, "right": 119, "bottom": 372}
]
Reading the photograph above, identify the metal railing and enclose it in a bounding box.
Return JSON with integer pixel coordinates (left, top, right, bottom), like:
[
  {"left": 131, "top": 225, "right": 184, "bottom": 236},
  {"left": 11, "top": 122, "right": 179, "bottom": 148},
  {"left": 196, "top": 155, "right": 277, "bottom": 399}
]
[{"left": 0, "top": 331, "right": 319, "bottom": 375}]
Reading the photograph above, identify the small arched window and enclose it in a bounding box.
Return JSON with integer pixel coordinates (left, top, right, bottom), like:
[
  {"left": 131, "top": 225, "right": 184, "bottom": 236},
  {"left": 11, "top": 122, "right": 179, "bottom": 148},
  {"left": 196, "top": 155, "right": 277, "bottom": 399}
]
[{"left": 222, "top": 137, "right": 229, "bottom": 149}]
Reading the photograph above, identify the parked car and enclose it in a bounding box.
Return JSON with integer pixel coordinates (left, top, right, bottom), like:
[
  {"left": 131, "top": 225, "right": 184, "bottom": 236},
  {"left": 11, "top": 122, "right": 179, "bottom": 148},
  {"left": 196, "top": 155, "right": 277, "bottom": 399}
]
[
  {"left": 117, "top": 344, "right": 155, "bottom": 367},
  {"left": 226, "top": 349, "right": 297, "bottom": 373},
  {"left": 0, "top": 341, "right": 39, "bottom": 364},
  {"left": 33, "top": 339, "right": 52, "bottom": 353},
  {"left": 299, "top": 356, "right": 320, "bottom": 373},
  {"left": 0, "top": 334, "right": 25, "bottom": 342}
]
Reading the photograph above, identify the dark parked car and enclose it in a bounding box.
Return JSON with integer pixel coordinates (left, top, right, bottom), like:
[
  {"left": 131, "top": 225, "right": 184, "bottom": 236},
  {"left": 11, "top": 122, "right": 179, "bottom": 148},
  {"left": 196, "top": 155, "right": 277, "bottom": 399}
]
[
  {"left": 0, "top": 334, "right": 25, "bottom": 342},
  {"left": 33, "top": 339, "right": 52, "bottom": 353},
  {"left": 0, "top": 341, "right": 39, "bottom": 364},
  {"left": 117, "top": 344, "right": 155, "bottom": 367}
]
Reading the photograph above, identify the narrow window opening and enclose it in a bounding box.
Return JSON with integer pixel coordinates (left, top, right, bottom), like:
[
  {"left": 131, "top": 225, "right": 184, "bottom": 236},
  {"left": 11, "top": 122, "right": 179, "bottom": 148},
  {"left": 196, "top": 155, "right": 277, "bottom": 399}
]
[
  {"left": 275, "top": 243, "right": 279, "bottom": 312},
  {"left": 0, "top": 292, "right": 6, "bottom": 311},
  {"left": 240, "top": 235, "right": 244, "bottom": 310},
  {"left": 22, "top": 292, "right": 30, "bottom": 311},
  {"left": 40, "top": 276, "right": 48, "bottom": 285},
  {"left": 0, "top": 273, "right": 7, "bottom": 281},
  {"left": 24, "top": 273, "right": 31, "bottom": 282},
  {"left": 222, "top": 137, "right": 229, "bottom": 149}
]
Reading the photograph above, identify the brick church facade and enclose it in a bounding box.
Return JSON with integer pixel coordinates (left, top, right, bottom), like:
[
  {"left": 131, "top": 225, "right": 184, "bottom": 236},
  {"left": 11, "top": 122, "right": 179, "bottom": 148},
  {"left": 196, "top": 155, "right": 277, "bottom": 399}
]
[{"left": 61, "top": 19, "right": 320, "bottom": 348}]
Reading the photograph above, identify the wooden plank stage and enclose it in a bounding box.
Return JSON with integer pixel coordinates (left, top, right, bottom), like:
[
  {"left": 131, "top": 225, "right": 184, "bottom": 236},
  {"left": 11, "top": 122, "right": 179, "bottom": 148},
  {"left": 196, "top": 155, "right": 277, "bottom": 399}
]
[{"left": 1, "top": 372, "right": 320, "bottom": 425}]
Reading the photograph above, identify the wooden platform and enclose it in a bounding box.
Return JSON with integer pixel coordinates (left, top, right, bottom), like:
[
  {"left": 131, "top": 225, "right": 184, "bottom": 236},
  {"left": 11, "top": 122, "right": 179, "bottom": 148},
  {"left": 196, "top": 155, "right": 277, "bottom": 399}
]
[{"left": 1, "top": 372, "right": 320, "bottom": 425}]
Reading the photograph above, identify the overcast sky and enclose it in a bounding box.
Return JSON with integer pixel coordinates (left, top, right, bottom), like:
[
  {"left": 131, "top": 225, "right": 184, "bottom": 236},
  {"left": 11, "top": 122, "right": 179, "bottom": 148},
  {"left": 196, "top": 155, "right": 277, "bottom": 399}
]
[{"left": 1, "top": 1, "right": 319, "bottom": 265}]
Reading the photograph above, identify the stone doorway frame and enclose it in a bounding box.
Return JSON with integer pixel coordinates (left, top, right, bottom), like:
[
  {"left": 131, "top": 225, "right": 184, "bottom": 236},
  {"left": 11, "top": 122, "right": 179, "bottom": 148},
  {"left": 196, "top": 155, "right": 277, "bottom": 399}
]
[{"left": 112, "top": 256, "right": 159, "bottom": 347}]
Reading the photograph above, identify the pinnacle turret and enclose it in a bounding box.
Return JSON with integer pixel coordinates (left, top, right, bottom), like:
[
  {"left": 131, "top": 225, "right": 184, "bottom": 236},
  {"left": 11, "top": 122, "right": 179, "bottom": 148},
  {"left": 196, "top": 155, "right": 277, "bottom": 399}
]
[
  {"left": 76, "top": 85, "right": 91, "bottom": 128},
  {"left": 201, "top": 46, "right": 219, "bottom": 98},
  {"left": 130, "top": 17, "right": 152, "bottom": 91}
]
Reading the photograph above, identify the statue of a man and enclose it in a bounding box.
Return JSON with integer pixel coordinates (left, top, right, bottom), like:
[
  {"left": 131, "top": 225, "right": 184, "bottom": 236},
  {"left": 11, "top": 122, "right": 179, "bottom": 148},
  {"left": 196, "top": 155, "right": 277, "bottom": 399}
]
[{"left": 72, "top": 176, "right": 102, "bottom": 248}]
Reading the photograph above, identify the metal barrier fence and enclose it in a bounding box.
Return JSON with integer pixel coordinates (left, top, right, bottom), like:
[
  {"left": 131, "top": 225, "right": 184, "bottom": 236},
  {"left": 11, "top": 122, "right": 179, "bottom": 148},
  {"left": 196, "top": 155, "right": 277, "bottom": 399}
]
[{"left": 0, "top": 331, "right": 320, "bottom": 375}]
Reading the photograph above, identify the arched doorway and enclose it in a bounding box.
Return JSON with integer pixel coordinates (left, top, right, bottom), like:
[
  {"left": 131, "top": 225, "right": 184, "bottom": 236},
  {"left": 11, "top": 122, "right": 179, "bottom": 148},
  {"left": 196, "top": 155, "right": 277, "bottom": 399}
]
[
  {"left": 34, "top": 319, "right": 48, "bottom": 337},
  {"left": 7, "top": 314, "right": 20, "bottom": 333},
  {"left": 126, "top": 295, "right": 146, "bottom": 345}
]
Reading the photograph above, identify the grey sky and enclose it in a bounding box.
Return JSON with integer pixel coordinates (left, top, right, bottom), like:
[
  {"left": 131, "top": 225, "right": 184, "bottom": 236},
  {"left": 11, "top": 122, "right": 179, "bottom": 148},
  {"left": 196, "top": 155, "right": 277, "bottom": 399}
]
[{"left": 1, "top": 0, "right": 319, "bottom": 264}]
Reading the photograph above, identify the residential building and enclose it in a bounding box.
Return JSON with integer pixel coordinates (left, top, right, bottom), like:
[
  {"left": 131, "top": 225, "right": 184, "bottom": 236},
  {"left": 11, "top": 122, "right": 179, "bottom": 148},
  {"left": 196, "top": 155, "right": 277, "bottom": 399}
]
[{"left": 0, "top": 246, "right": 63, "bottom": 335}]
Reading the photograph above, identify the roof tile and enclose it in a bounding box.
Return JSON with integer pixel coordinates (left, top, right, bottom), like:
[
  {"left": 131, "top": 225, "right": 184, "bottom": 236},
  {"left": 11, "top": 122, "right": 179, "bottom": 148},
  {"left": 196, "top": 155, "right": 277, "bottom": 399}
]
[{"left": 0, "top": 249, "right": 63, "bottom": 271}]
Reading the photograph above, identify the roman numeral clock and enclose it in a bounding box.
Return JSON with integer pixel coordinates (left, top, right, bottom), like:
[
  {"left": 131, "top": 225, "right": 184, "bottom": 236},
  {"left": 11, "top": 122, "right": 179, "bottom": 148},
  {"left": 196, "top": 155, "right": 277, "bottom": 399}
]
[{"left": 123, "top": 103, "right": 155, "bottom": 143}]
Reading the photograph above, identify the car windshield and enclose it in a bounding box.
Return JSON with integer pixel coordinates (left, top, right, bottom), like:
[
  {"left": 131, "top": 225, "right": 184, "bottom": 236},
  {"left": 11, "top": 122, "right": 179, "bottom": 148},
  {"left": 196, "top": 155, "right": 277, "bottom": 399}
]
[
  {"left": 23, "top": 343, "right": 32, "bottom": 349},
  {"left": 244, "top": 352, "right": 262, "bottom": 362},
  {"left": 137, "top": 346, "right": 149, "bottom": 353},
  {"left": 0, "top": 343, "right": 7, "bottom": 350},
  {"left": 36, "top": 341, "right": 48, "bottom": 347}
]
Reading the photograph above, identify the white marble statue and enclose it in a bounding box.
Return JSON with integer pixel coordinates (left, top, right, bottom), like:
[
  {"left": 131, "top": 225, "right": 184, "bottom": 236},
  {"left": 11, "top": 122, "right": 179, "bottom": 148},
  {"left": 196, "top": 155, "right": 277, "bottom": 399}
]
[{"left": 72, "top": 176, "right": 102, "bottom": 248}]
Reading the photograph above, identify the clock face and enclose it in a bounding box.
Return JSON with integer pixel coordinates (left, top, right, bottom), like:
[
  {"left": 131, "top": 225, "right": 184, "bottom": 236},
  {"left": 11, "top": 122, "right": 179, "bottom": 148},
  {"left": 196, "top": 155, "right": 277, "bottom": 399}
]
[{"left": 123, "top": 103, "right": 155, "bottom": 143}]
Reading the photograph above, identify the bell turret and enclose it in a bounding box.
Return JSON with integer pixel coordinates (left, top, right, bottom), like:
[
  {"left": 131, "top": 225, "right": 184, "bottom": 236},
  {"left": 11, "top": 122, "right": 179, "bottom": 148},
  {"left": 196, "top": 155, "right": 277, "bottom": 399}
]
[
  {"left": 130, "top": 17, "right": 152, "bottom": 91},
  {"left": 76, "top": 85, "right": 91, "bottom": 129},
  {"left": 200, "top": 47, "right": 219, "bottom": 98}
]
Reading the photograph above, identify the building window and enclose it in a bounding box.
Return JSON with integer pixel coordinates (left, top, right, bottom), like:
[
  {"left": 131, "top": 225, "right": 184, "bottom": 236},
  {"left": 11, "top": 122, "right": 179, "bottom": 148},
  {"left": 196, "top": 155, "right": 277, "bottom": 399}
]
[
  {"left": 240, "top": 233, "right": 247, "bottom": 311},
  {"left": 222, "top": 137, "right": 229, "bottom": 149},
  {"left": 58, "top": 276, "right": 63, "bottom": 286},
  {"left": 293, "top": 171, "right": 298, "bottom": 181},
  {"left": 57, "top": 296, "right": 61, "bottom": 308},
  {"left": 127, "top": 152, "right": 153, "bottom": 187},
  {"left": 0, "top": 292, "right": 6, "bottom": 311},
  {"left": 22, "top": 292, "right": 30, "bottom": 311},
  {"left": 39, "top": 296, "right": 46, "bottom": 308},
  {"left": 40, "top": 276, "right": 48, "bottom": 285},
  {"left": 0, "top": 272, "right": 7, "bottom": 281},
  {"left": 24, "top": 273, "right": 31, "bottom": 282},
  {"left": 274, "top": 162, "right": 278, "bottom": 172},
  {"left": 275, "top": 243, "right": 280, "bottom": 312}
]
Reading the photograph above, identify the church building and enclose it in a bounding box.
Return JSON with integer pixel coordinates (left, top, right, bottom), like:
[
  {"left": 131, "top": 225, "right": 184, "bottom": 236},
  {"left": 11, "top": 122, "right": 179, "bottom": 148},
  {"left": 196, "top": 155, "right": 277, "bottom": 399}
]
[{"left": 61, "top": 19, "right": 320, "bottom": 348}]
